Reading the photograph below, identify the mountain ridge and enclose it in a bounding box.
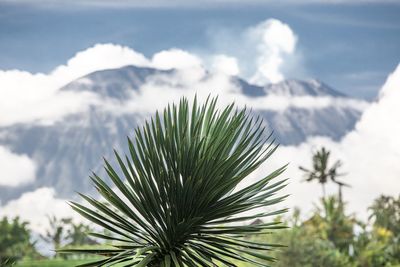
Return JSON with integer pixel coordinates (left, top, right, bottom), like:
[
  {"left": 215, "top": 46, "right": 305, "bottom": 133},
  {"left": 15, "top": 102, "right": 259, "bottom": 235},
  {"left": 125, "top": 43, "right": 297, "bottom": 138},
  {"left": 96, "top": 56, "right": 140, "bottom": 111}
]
[{"left": 62, "top": 65, "right": 348, "bottom": 99}]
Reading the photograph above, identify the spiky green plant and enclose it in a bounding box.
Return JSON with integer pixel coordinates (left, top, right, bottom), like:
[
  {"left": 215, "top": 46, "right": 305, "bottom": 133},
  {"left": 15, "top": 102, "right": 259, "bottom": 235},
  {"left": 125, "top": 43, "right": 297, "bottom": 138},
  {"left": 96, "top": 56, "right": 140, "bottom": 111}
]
[{"left": 61, "top": 97, "right": 288, "bottom": 266}]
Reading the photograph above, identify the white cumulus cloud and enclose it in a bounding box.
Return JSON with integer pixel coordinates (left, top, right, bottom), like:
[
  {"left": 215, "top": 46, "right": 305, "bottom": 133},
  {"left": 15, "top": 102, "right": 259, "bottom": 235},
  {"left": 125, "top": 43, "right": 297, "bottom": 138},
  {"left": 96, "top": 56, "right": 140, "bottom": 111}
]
[
  {"left": 0, "top": 44, "right": 149, "bottom": 126},
  {"left": 0, "top": 187, "right": 78, "bottom": 234},
  {"left": 151, "top": 49, "right": 203, "bottom": 70},
  {"left": 207, "top": 18, "right": 303, "bottom": 85},
  {"left": 211, "top": 54, "right": 240, "bottom": 76},
  {"left": 261, "top": 63, "right": 400, "bottom": 219},
  {"left": 0, "top": 146, "right": 36, "bottom": 187},
  {"left": 52, "top": 43, "right": 150, "bottom": 83},
  {"left": 247, "top": 19, "right": 298, "bottom": 85}
]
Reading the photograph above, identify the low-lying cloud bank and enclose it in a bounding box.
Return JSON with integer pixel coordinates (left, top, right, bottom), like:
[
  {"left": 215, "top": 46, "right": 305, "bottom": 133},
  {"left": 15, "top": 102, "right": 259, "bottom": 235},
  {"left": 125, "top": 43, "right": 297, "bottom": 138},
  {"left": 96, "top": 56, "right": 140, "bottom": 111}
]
[{"left": 98, "top": 64, "right": 367, "bottom": 116}]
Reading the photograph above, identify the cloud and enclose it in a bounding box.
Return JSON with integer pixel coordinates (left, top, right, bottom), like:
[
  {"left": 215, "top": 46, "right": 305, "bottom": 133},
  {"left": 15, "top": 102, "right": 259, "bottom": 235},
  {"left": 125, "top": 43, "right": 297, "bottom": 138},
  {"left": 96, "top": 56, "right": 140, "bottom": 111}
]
[
  {"left": 0, "top": 19, "right": 312, "bottom": 127},
  {"left": 341, "top": 63, "right": 400, "bottom": 197},
  {"left": 96, "top": 66, "right": 367, "bottom": 118},
  {"left": 109, "top": 67, "right": 238, "bottom": 114},
  {"left": 207, "top": 18, "right": 303, "bottom": 85},
  {"left": 247, "top": 19, "right": 298, "bottom": 85},
  {"left": 151, "top": 49, "right": 203, "bottom": 70},
  {"left": 0, "top": 146, "right": 36, "bottom": 187},
  {"left": 211, "top": 55, "right": 240, "bottom": 76},
  {"left": 0, "top": 187, "right": 78, "bottom": 234},
  {"left": 52, "top": 44, "right": 150, "bottom": 82},
  {"left": 260, "top": 63, "right": 400, "bottom": 219},
  {"left": 0, "top": 44, "right": 149, "bottom": 126},
  {"left": 230, "top": 95, "right": 368, "bottom": 111}
]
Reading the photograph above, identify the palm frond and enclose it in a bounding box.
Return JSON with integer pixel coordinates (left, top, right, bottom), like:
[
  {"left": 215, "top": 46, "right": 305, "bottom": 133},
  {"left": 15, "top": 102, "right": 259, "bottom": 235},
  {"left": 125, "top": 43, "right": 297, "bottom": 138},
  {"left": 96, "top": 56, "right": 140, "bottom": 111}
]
[{"left": 60, "top": 96, "right": 288, "bottom": 266}]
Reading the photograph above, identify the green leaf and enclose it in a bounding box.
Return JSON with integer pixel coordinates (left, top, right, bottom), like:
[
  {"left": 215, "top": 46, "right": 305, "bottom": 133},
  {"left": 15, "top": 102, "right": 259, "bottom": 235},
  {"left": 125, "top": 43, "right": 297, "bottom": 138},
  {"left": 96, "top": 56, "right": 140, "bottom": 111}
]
[{"left": 64, "top": 96, "right": 288, "bottom": 266}]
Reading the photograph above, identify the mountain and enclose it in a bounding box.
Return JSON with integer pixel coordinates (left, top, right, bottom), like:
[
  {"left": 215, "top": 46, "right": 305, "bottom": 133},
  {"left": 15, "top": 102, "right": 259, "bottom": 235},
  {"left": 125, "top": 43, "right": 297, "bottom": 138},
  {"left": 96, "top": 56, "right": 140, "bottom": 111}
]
[
  {"left": 0, "top": 65, "right": 365, "bottom": 202},
  {"left": 263, "top": 79, "right": 345, "bottom": 97}
]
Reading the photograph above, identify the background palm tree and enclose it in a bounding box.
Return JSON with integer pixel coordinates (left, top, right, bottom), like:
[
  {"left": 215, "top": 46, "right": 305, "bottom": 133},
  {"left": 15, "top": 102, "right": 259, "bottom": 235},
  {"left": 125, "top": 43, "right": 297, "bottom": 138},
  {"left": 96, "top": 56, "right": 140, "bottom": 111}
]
[
  {"left": 61, "top": 97, "right": 288, "bottom": 266},
  {"left": 66, "top": 222, "right": 97, "bottom": 247},
  {"left": 299, "top": 147, "right": 348, "bottom": 200},
  {"left": 41, "top": 216, "right": 72, "bottom": 253}
]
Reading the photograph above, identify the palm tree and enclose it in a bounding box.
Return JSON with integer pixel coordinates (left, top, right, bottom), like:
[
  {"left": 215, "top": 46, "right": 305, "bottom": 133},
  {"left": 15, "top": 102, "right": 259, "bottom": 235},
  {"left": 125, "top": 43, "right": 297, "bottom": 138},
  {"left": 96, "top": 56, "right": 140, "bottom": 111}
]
[
  {"left": 66, "top": 222, "right": 97, "bottom": 246},
  {"left": 299, "top": 147, "right": 348, "bottom": 199},
  {"left": 61, "top": 97, "right": 288, "bottom": 266},
  {"left": 41, "top": 215, "right": 72, "bottom": 252}
]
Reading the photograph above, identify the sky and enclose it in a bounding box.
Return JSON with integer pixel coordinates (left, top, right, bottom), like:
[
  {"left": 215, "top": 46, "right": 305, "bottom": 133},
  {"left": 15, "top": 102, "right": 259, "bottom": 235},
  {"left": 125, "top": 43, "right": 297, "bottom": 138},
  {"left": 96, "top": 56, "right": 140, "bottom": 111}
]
[
  {"left": 0, "top": 0, "right": 400, "bottom": 236},
  {"left": 0, "top": 0, "right": 400, "bottom": 99}
]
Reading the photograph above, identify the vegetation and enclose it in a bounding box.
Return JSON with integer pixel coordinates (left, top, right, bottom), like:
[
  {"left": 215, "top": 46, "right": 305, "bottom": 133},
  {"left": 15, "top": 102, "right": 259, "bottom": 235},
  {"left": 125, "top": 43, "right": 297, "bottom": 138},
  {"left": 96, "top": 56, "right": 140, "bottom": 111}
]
[
  {"left": 218, "top": 194, "right": 400, "bottom": 267},
  {"left": 10, "top": 193, "right": 400, "bottom": 266},
  {"left": 1, "top": 196, "right": 400, "bottom": 267},
  {"left": 1, "top": 99, "right": 399, "bottom": 266},
  {"left": 40, "top": 216, "right": 72, "bottom": 252},
  {"left": 60, "top": 97, "right": 289, "bottom": 266},
  {"left": 16, "top": 259, "right": 92, "bottom": 267},
  {"left": 0, "top": 217, "right": 41, "bottom": 266}
]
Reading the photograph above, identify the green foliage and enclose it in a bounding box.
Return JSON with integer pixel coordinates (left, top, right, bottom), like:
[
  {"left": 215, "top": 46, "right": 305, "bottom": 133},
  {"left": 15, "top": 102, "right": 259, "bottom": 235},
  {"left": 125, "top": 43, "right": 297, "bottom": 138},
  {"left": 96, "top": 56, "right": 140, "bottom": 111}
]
[
  {"left": 66, "top": 222, "right": 98, "bottom": 247},
  {"left": 353, "top": 195, "right": 400, "bottom": 267},
  {"left": 276, "top": 195, "right": 400, "bottom": 267},
  {"left": 306, "top": 196, "right": 355, "bottom": 253},
  {"left": 253, "top": 203, "right": 354, "bottom": 267},
  {"left": 61, "top": 97, "right": 288, "bottom": 266},
  {"left": 39, "top": 216, "right": 97, "bottom": 260},
  {"left": 353, "top": 224, "right": 400, "bottom": 266},
  {"left": 12, "top": 194, "right": 400, "bottom": 266},
  {"left": 16, "top": 259, "right": 97, "bottom": 267},
  {"left": 237, "top": 194, "right": 400, "bottom": 267},
  {"left": 225, "top": 207, "right": 354, "bottom": 267},
  {"left": 0, "top": 217, "right": 40, "bottom": 266},
  {"left": 369, "top": 195, "right": 400, "bottom": 236},
  {"left": 273, "top": 228, "right": 354, "bottom": 267}
]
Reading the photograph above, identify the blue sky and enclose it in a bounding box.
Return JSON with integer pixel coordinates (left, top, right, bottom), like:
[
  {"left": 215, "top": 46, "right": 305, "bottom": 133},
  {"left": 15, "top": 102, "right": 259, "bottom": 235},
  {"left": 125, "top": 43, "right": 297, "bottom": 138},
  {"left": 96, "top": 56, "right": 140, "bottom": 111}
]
[{"left": 0, "top": 1, "right": 399, "bottom": 99}]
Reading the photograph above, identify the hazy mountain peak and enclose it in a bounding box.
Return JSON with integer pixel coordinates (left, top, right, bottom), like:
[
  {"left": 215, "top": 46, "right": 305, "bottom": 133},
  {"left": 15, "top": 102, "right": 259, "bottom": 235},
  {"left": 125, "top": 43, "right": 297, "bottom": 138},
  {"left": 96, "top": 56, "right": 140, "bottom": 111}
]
[
  {"left": 61, "top": 65, "right": 166, "bottom": 99},
  {"left": 264, "top": 79, "right": 345, "bottom": 97},
  {"left": 63, "top": 65, "right": 347, "bottom": 100}
]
